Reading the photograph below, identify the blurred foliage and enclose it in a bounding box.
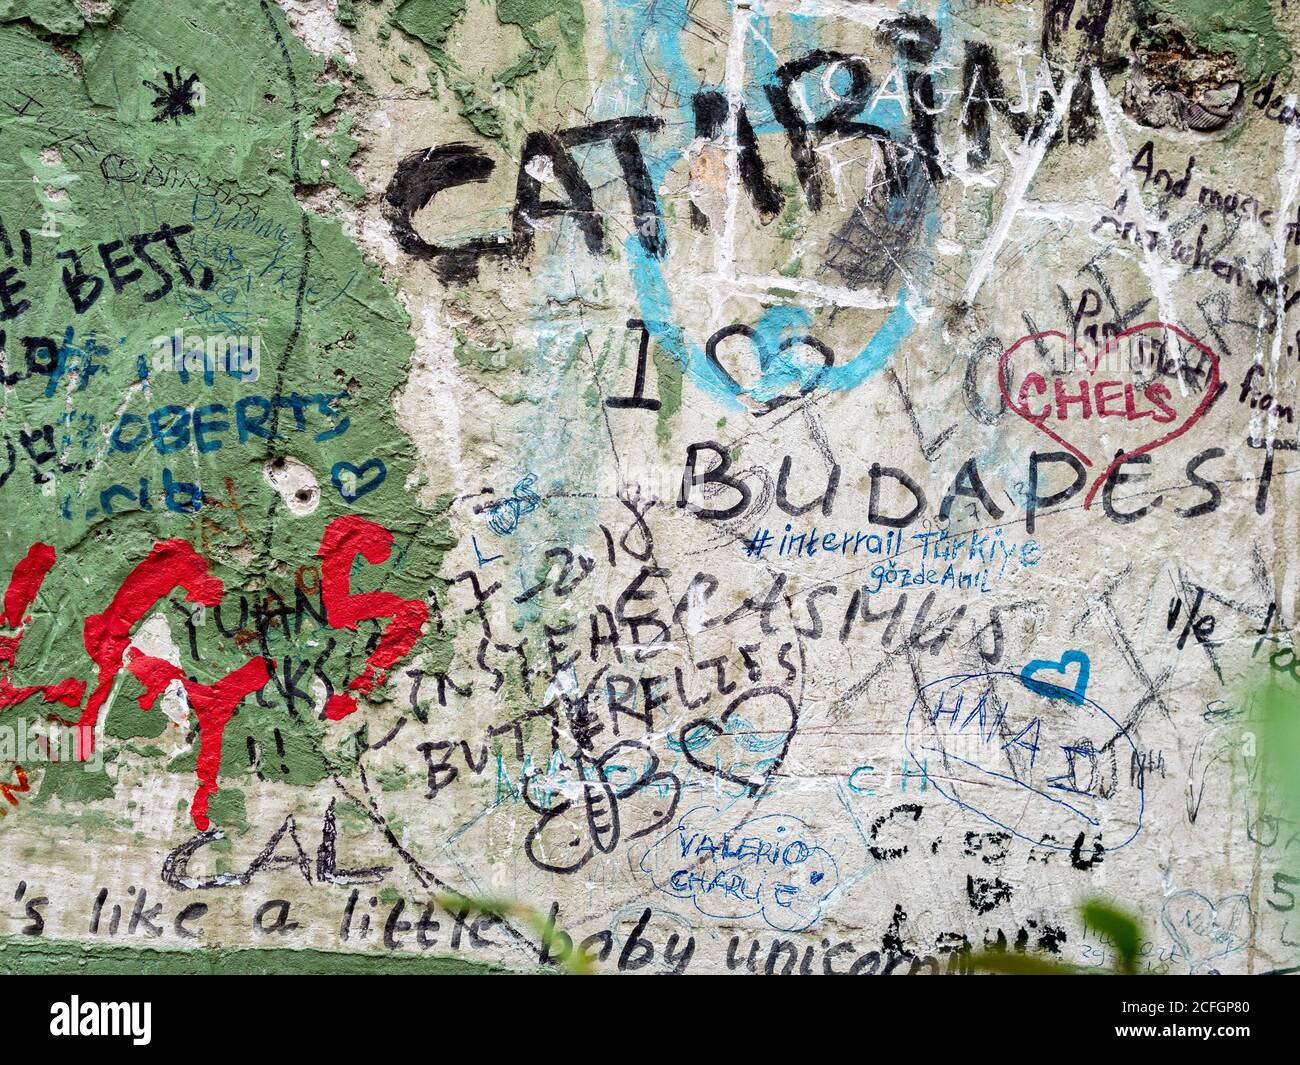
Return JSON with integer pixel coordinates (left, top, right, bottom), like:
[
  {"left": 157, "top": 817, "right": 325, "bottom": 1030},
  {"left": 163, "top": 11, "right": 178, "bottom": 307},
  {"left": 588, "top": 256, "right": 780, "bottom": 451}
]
[
  {"left": 968, "top": 898, "right": 1143, "bottom": 975},
  {"left": 970, "top": 660, "right": 1300, "bottom": 976},
  {"left": 434, "top": 892, "right": 594, "bottom": 974},
  {"left": 1250, "top": 667, "right": 1300, "bottom": 971},
  {"left": 1256, "top": 673, "right": 1300, "bottom": 825}
]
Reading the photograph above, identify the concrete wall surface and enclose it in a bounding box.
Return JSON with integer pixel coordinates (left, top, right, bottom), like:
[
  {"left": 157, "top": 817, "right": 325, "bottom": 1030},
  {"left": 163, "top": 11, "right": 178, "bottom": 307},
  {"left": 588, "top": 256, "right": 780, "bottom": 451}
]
[{"left": 0, "top": 0, "right": 1296, "bottom": 975}]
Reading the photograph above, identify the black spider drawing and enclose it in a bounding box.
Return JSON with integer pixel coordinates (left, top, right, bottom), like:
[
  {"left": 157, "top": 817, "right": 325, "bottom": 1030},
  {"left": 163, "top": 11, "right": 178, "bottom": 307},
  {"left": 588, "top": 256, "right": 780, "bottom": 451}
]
[{"left": 143, "top": 67, "right": 202, "bottom": 123}]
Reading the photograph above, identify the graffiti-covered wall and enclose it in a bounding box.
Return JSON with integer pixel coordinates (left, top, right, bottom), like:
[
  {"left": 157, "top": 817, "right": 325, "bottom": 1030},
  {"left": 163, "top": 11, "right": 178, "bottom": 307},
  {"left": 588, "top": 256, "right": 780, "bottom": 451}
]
[{"left": 0, "top": 0, "right": 1295, "bottom": 975}]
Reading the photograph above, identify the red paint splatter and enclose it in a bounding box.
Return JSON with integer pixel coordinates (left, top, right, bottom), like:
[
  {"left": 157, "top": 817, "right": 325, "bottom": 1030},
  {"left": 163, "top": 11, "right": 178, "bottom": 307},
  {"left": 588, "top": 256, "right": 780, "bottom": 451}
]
[
  {"left": 317, "top": 516, "right": 427, "bottom": 720},
  {"left": 3, "top": 515, "right": 424, "bottom": 781},
  {"left": 126, "top": 649, "right": 272, "bottom": 831},
  {"left": 78, "top": 540, "right": 224, "bottom": 759},
  {"left": 0, "top": 764, "right": 29, "bottom": 814},
  {"left": 2, "top": 542, "right": 55, "bottom": 629},
  {"left": 0, "top": 543, "right": 85, "bottom": 711}
]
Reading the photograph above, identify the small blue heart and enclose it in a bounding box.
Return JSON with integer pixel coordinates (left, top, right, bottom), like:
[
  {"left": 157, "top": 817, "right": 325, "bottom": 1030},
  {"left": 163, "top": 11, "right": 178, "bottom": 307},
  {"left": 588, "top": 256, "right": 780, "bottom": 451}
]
[
  {"left": 810, "top": 871, "right": 825, "bottom": 885},
  {"left": 332, "top": 458, "right": 386, "bottom": 504},
  {"left": 1020, "top": 650, "right": 1090, "bottom": 705}
]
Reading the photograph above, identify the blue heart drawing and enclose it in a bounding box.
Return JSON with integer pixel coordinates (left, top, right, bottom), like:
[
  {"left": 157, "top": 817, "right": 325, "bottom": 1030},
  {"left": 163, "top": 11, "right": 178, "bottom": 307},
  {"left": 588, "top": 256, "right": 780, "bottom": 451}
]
[
  {"left": 331, "top": 458, "right": 387, "bottom": 504},
  {"left": 810, "top": 871, "right": 825, "bottom": 886},
  {"left": 1019, "top": 650, "right": 1090, "bottom": 705}
]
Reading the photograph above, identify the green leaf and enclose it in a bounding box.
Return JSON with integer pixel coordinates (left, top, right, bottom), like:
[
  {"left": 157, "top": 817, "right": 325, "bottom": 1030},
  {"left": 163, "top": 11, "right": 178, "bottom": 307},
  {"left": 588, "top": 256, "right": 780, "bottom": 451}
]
[
  {"left": 433, "top": 891, "right": 593, "bottom": 975},
  {"left": 1080, "top": 899, "right": 1142, "bottom": 974}
]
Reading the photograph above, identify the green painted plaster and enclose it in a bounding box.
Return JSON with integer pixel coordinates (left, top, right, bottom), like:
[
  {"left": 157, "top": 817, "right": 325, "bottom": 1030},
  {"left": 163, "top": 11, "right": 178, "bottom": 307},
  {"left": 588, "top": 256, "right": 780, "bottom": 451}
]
[
  {"left": 391, "top": 0, "right": 466, "bottom": 70},
  {"left": 1149, "top": 0, "right": 1292, "bottom": 83},
  {"left": 0, "top": 0, "right": 85, "bottom": 37},
  {"left": 0, "top": 0, "right": 454, "bottom": 844},
  {"left": 105, "top": 690, "right": 168, "bottom": 740},
  {"left": 0, "top": 936, "right": 531, "bottom": 974},
  {"left": 652, "top": 344, "right": 683, "bottom": 448},
  {"left": 205, "top": 786, "right": 249, "bottom": 833},
  {"left": 33, "top": 758, "right": 116, "bottom": 805},
  {"left": 393, "top": 0, "right": 585, "bottom": 138}
]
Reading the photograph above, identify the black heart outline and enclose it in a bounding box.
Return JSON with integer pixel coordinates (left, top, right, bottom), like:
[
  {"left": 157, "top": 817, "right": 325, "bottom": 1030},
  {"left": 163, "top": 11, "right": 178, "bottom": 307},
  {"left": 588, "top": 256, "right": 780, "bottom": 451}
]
[
  {"left": 705, "top": 326, "right": 835, "bottom": 416},
  {"left": 679, "top": 685, "right": 798, "bottom": 797}
]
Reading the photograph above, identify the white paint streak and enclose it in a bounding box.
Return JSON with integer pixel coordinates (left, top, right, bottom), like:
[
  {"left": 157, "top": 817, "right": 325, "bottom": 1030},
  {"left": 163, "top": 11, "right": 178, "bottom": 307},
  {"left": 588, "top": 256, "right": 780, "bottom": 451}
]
[
  {"left": 692, "top": 272, "right": 900, "bottom": 311},
  {"left": 962, "top": 75, "right": 1077, "bottom": 305},
  {"left": 1257, "top": 94, "right": 1300, "bottom": 450},
  {"left": 1089, "top": 69, "right": 1183, "bottom": 382}
]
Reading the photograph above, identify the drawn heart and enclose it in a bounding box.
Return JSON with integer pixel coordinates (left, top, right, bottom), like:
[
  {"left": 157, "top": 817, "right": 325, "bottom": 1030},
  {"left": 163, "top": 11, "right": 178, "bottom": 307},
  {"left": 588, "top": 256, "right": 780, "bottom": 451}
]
[
  {"left": 998, "top": 321, "right": 1220, "bottom": 509},
  {"left": 679, "top": 686, "right": 797, "bottom": 797},
  {"left": 331, "top": 458, "right": 387, "bottom": 504},
  {"left": 1020, "top": 650, "right": 1090, "bottom": 705},
  {"left": 705, "top": 324, "right": 835, "bottom": 415},
  {"left": 1161, "top": 890, "right": 1253, "bottom": 970}
]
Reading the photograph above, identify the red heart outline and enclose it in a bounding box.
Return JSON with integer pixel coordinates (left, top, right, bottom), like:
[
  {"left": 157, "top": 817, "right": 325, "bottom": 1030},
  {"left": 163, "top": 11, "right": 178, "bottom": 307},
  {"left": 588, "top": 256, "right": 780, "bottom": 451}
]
[{"left": 997, "top": 321, "right": 1220, "bottom": 510}]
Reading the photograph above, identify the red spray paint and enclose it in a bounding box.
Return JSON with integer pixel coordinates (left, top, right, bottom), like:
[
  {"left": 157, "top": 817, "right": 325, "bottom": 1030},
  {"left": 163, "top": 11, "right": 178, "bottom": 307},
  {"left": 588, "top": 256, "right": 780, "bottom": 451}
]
[
  {"left": 78, "top": 540, "right": 224, "bottom": 759},
  {"left": 0, "top": 543, "right": 85, "bottom": 710},
  {"left": 126, "top": 649, "right": 272, "bottom": 830},
  {"left": 317, "top": 516, "right": 427, "bottom": 720},
  {"left": 0, "top": 516, "right": 428, "bottom": 807}
]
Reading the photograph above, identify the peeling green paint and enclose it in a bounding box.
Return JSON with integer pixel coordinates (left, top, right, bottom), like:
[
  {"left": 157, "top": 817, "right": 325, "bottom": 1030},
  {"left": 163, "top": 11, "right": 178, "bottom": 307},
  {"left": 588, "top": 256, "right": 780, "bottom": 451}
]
[
  {"left": 391, "top": 0, "right": 466, "bottom": 70},
  {"left": 454, "top": 332, "right": 522, "bottom": 373},
  {"left": 394, "top": 0, "right": 585, "bottom": 137},
  {"left": 206, "top": 787, "right": 248, "bottom": 833},
  {"left": 652, "top": 344, "right": 682, "bottom": 447},
  {"left": 0, "top": 0, "right": 86, "bottom": 37},
  {"left": 104, "top": 689, "right": 168, "bottom": 740},
  {"left": 1150, "top": 0, "right": 1292, "bottom": 83},
  {"left": 0, "top": 0, "right": 455, "bottom": 860},
  {"left": 33, "top": 759, "right": 116, "bottom": 806},
  {"left": 451, "top": 78, "right": 504, "bottom": 139}
]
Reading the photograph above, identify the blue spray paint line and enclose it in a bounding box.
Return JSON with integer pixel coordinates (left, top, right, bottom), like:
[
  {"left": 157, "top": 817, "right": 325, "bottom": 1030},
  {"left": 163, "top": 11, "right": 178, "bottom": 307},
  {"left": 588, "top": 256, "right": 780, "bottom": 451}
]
[
  {"left": 822, "top": 292, "right": 916, "bottom": 392},
  {"left": 607, "top": 0, "right": 744, "bottom": 407},
  {"left": 747, "top": 304, "right": 814, "bottom": 402}
]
